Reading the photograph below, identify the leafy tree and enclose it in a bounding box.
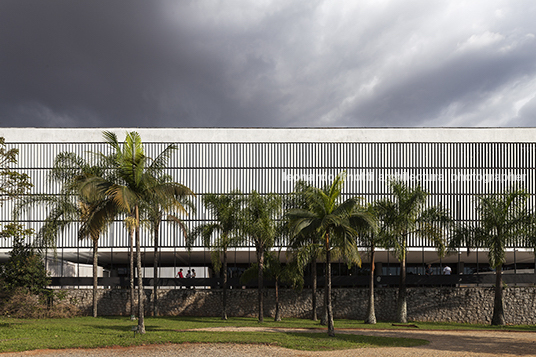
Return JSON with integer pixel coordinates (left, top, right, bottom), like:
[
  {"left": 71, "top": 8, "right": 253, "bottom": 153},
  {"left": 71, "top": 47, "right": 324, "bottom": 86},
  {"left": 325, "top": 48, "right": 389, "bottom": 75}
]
[
  {"left": 241, "top": 191, "right": 282, "bottom": 323},
  {"left": 376, "top": 180, "right": 450, "bottom": 323},
  {"left": 450, "top": 187, "right": 533, "bottom": 325},
  {"left": 0, "top": 137, "right": 33, "bottom": 209},
  {"left": 189, "top": 191, "right": 243, "bottom": 320},
  {"left": 0, "top": 223, "right": 49, "bottom": 295},
  {"left": 0, "top": 137, "right": 33, "bottom": 240},
  {"left": 286, "top": 172, "right": 375, "bottom": 336}
]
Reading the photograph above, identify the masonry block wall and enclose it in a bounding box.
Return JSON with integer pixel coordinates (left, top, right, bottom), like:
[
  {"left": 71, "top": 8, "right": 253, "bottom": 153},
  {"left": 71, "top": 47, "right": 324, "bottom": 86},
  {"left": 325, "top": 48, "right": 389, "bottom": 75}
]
[{"left": 62, "top": 287, "right": 536, "bottom": 324}]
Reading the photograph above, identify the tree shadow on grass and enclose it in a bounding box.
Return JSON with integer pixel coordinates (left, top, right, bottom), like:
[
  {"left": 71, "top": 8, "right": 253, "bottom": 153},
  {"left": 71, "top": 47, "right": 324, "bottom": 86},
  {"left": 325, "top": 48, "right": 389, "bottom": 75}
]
[
  {"left": 85, "top": 324, "right": 180, "bottom": 333},
  {"left": 354, "top": 330, "right": 536, "bottom": 356},
  {"left": 281, "top": 332, "right": 428, "bottom": 351}
]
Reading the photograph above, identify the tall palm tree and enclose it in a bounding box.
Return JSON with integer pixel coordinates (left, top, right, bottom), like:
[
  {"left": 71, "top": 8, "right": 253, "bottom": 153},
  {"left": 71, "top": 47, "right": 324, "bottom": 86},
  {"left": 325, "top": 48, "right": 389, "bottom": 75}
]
[
  {"left": 285, "top": 181, "right": 323, "bottom": 321},
  {"left": 288, "top": 232, "right": 323, "bottom": 321},
  {"left": 15, "top": 152, "right": 117, "bottom": 318},
  {"left": 99, "top": 131, "right": 185, "bottom": 334},
  {"left": 358, "top": 203, "right": 381, "bottom": 324},
  {"left": 241, "top": 191, "right": 282, "bottom": 323},
  {"left": 123, "top": 215, "right": 137, "bottom": 320},
  {"left": 240, "top": 250, "right": 303, "bottom": 322},
  {"left": 286, "top": 172, "right": 375, "bottom": 336},
  {"left": 450, "top": 187, "right": 532, "bottom": 325},
  {"left": 376, "top": 180, "right": 450, "bottom": 323},
  {"left": 77, "top": 194, "right": 117, "bottom": 318},
  {"left": 189, "top": 190, "right": 243, "bottom": 320},
  {"left": 144, "top": 174, "right": 194, "bottom": 317}
]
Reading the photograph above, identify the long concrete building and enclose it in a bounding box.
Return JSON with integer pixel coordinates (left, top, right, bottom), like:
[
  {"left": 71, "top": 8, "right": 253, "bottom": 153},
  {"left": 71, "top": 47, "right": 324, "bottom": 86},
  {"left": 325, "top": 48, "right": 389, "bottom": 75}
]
[{"left": 1, "top": 128, "right": 535, "bottom": 280}]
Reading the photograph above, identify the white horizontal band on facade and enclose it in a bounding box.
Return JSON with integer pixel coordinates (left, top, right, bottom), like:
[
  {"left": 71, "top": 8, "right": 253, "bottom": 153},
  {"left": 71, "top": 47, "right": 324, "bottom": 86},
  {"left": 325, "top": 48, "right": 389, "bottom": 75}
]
[{"left": 2, "top": 127, "right": 536, "bottom": 143}]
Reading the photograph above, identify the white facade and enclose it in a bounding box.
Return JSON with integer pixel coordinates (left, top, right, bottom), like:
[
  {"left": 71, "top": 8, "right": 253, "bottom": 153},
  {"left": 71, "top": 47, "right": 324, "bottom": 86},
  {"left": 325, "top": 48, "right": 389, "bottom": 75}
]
[{"left": 1, "top": 128, "right": 535, "bottom": 276}]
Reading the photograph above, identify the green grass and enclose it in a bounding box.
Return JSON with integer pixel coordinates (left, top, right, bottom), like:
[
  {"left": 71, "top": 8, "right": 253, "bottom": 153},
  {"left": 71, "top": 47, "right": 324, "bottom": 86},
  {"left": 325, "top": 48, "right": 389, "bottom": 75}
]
[
  {"left": 1, "top": 316, "right": 534, "bottom": 353},
  {"left": 0, "top": 316, "right": 427, "bottom": 353}
]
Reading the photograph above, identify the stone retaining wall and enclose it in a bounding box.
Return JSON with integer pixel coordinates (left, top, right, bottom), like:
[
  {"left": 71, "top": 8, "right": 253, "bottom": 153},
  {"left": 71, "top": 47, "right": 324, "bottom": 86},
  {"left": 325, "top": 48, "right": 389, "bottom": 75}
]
[{"left": 60, "top": 287, "right": 536, "bottom": 324}]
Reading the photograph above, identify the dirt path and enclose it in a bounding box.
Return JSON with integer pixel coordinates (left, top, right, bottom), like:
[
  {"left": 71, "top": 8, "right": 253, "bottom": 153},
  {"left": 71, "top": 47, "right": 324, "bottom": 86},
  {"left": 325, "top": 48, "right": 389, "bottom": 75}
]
[{"left": 2, "top": 328, "right": 535, "bottom": 356}]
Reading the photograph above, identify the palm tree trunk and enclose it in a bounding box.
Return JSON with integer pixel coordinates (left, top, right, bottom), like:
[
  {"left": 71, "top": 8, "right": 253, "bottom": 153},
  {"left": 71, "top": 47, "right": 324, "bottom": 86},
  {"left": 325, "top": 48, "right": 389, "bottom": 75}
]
[
  {"left": 153, "top": 222, "right": 159, "bottom": 317},
  {"left": 129, "top": 226, "right": 135, "bottom": 320},
  {"left": 326, "top": 242, "right": 335, "bottom": 337},
  {"left": 257, "top": 246, "right": 264, "bottom": 323},
  {"left": 311, "top": 256, "right": 317, "bottom": 321},
  {"left": 274, "top": 276, "right": 281, "bottom": 321},
  {"left": 222, "top": 249, "right": 228, "bottom": 320},
  {"left": 135, "top": 206, "right": 146, "bottom": 334},
  {"left": 92, "top": 239, "right": 98, "bottom": 318},
  {"left": 320, "top": 262, "right": 327, "bottom": 326},
  {"left": 491, "top": 264, "right": 506, "bottom": 325},
  {"left": 397, "top": 252, "right": 407, "bottom": 323},
  {"left": 365, "top": 246, "right": 376, "bottom": 324}
]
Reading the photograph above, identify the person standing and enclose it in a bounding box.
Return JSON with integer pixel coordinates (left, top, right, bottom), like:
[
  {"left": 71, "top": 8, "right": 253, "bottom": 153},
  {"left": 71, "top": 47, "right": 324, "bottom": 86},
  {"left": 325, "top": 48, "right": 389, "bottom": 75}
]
[
  {"left": 443, "top": 265, "right": 452, "bottom": 275},
  {"left": 425, "top": 264, "right": 432, "bottom": 276},
  {"left": 176, "top": 268, "right": 184, "bottom": 278}
]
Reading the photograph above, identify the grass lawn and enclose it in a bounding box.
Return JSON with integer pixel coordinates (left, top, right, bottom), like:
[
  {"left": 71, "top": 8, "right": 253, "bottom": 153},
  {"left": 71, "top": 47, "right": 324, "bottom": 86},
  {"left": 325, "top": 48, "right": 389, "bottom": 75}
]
[{"left": 0, "top": 316, "right": 533, "bottom": 353}]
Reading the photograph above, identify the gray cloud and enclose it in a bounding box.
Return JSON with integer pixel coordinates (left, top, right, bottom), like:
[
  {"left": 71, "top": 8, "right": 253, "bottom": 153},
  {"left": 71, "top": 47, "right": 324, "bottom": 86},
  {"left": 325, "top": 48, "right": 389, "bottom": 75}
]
[{"left": 0, "top": 0, "right": 535, "bottom": 128}]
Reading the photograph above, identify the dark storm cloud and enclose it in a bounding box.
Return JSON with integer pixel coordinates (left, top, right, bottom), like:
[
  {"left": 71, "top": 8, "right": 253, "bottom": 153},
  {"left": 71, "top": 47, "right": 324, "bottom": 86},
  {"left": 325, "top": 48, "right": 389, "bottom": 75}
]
[
  {"left": 0, "top": 0, "right": 231, "bottom": 127},
  {"left": 0, "top": 0, "right": 535, "bottom": 128}
]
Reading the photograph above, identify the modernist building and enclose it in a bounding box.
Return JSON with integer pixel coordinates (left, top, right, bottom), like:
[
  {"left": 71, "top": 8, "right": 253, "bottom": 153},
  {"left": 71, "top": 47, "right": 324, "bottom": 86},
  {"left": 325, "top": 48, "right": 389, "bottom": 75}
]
[{"left": 1, "top": 128, "right": 535, "bottom": 280}]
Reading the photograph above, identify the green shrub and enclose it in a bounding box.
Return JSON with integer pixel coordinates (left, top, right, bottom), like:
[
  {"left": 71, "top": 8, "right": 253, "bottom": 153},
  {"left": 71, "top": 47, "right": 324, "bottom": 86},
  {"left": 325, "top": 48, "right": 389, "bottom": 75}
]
[
  {"left": 0, "top": 223, "right": 79, "bottom": 318},
  {"left": 0, "top": 224, "right": 50, "bottom": 295}
]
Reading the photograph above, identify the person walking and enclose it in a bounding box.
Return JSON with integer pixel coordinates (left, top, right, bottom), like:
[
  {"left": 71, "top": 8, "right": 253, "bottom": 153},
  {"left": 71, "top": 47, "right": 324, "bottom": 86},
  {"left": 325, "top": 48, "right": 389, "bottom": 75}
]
[{"left": 443, "top": 265, "right": 451, "bottom": 275}]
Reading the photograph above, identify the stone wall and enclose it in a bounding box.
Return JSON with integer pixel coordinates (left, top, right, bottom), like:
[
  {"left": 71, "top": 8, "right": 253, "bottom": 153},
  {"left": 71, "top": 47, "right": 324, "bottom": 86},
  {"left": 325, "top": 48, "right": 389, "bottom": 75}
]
[{"left": 60, "top": 287, "right": 536, "bottom": 324}]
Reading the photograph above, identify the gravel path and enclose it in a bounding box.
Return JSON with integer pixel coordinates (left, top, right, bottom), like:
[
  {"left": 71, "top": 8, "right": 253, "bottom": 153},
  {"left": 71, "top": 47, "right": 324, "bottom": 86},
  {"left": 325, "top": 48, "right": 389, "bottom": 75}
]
[{"left": 2, "top": 328, "right": 535, "bottom": 357}]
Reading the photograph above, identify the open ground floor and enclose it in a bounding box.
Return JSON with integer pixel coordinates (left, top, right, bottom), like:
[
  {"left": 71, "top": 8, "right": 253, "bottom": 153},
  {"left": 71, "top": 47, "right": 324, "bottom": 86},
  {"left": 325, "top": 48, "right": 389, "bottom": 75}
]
[{"left": 2, "top": 247, "right": 532, "bottom": 283}]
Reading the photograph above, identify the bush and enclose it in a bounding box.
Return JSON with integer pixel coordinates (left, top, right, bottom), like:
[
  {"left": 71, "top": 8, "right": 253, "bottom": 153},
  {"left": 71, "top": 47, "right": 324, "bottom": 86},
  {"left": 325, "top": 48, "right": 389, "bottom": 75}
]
[
  {"left": 0, "top": 224, "right": 49, "bottom": 295},
  {"left": 0, "top": 223, "right": 78, "bottom": 318},
  {"left": 0, "top": 287, "right": 79, "bottom": 318}
]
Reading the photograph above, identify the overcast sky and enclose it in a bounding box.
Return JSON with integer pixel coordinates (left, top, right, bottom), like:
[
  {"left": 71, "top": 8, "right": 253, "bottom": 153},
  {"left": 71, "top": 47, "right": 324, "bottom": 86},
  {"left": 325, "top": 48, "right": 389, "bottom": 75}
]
[{"left": 1, "top": 0, "right": 535, "bottom": 128}]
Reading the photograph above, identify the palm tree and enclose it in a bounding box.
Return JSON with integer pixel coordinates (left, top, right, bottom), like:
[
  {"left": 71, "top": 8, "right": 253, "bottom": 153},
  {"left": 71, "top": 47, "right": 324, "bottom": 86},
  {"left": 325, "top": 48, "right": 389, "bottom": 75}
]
[
  {"left": 376, "top": 180, "right": 450, "bottom": 323},
  {"left": 241, "top": 191, "right": 282, "bottom": 323},
  {"left": 15, "top": 152, "right": 117, "bottom": 318},
  {"left": 189, "top": 191, "right": 243, "bottom": 320},
  {"left": 286, "top": 172, "right": 375, "bottom": 336},
  {"left": 123, "top": 215, "right": 137, "bottom": 320},
  {"left": 450, "top": 187, "right": 532, "bottom": 325},
  {"left": 240, "top": 250, "right": 303, "bottom": 322},
  {"left": 144, "top": 174, "right": 194, "bottom": 317},
  {"left": 77, "top": 193, "right": 117, "bottom": 318},
  {"left": 99, "top": 131, "right": 185, "bottom": 334},
  {"left": 287, "top": 233, "right": 323, "bottom": 321},
  {"left": 285, "top": 181, "right": 323, "bottom": 321},
  {"left": 358, "top": 203, "right": 380, "bottom": 324}
]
